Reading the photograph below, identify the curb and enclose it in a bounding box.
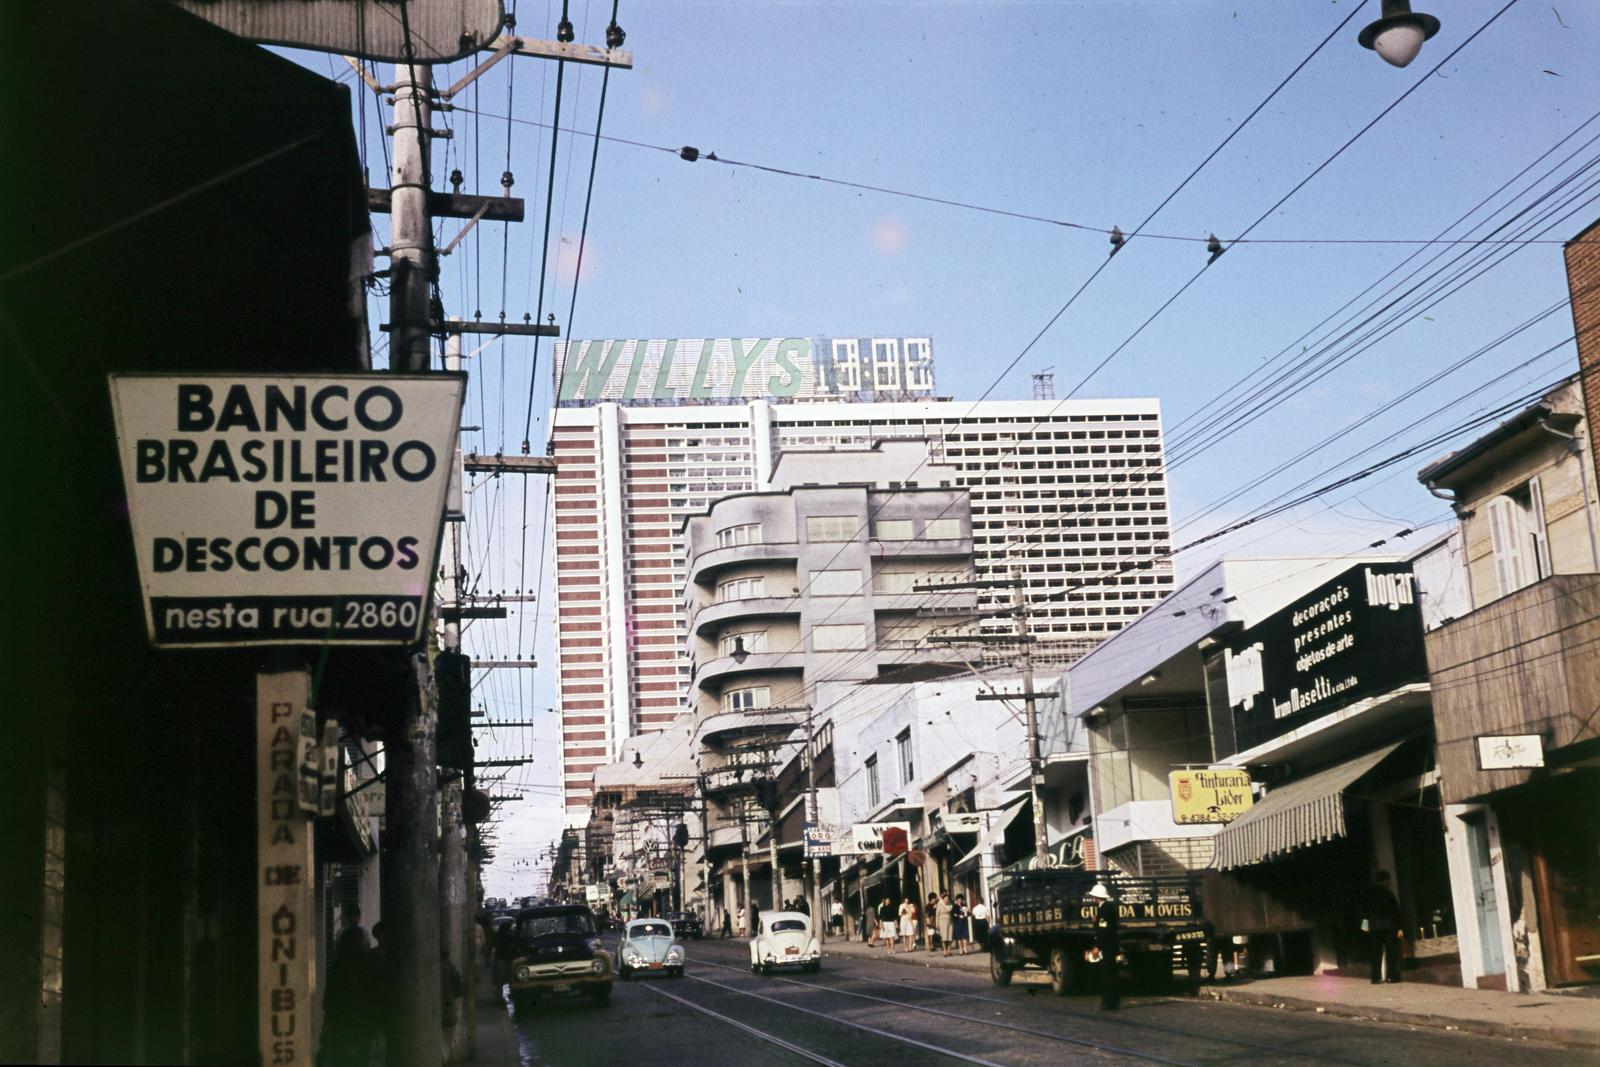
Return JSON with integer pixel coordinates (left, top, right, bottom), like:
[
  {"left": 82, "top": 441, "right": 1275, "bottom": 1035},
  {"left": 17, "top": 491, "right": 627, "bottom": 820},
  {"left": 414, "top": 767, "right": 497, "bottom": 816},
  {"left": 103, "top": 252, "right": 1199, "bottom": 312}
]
[
  {"left": 1201, "top": 987, "right": 1600, "bottom": 1051},
  {"left": 821, "top": 945, "right": 992, "bottom": 976}
]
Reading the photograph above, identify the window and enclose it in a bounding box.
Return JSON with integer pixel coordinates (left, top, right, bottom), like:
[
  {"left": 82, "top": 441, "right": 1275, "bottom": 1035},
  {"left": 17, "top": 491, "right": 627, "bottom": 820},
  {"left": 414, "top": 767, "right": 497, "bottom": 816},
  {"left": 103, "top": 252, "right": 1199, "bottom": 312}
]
[
  {"left": 716, "top": 523, "right": 762, "bottom": 548},
  {"left": 872, "top": 338, "right": 901, "bottom": 390},
  {"left": 873, "top": 519, "right": 913, "bottom": 540},
  {"left": 806, "top": 515, "right": 859, "bottom": 542},
  {"left": 865, "top": 756, "right": 880, "bottom": 808},
  {"left": 717, "top": 576, "right": 765, "bottom": 602},
  {"left": 1486, "top": 477, "right": 1551, "bottom": 596},
  {"left": 722, "top": 686, "right": 770, "bottom": 712},
  {"left": 719, "top": 630, "right": 768, "bottom": 657},
  {"left": 832, "top": 339, "right": 861, "bottom": 392},
  {"left": 810, "top": 570, "right": 861, "bottom": 597},
  {"left": 923, "top": 518, "right": 961, "bottom": 540},
  {"left": 811, "top": 624, "right": 866, "bottom": 651},
  {"left": 896, "top": 730, "right": 914, "bottom": 786},
  {"left": 873, "top": 571, "right": 919, "bottom": 595}
]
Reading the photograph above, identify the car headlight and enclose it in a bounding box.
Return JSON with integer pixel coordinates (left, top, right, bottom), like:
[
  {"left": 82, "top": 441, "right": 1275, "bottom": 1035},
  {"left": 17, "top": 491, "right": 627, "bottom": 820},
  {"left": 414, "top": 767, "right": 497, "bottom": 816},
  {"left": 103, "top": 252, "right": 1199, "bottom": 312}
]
[
  {"left": 587, "top": 938, "right": 604, "bottom": 952},
  {"left": 667, "top": 946, "right": 684, "bottom": 959},
  {"left": 515, "top": 966, "right": 532, "bottom": 980},
  {"left": 590, "top": 959, "right": 606, "bottom": 975},
  {"left": 626, "top": 954, "right": 643, "bottom": 966}
]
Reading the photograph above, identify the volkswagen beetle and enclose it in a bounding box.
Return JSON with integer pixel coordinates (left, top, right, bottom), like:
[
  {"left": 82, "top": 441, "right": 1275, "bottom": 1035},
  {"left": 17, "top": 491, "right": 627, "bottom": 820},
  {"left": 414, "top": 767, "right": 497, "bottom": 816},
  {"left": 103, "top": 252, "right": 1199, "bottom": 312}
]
[
  {"left": 749, "top": 911, "right": 820, "bottom": 974},
  {"left": 619, "top": 917, "right": 685, "bottom": 979}
]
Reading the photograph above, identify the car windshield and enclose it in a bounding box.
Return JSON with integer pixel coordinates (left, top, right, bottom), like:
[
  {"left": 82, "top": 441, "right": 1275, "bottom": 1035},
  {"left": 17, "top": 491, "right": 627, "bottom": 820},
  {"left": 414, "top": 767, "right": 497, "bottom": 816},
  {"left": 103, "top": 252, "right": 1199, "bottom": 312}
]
[
  {"left": 516, "top": 913, "right": 595, "bottom": 938},
  {"left": 632, "top": 923, "right": 670, "bottom": 937},
  {"left": 770, "top": 919, "right": 807, "bottom": 933}
]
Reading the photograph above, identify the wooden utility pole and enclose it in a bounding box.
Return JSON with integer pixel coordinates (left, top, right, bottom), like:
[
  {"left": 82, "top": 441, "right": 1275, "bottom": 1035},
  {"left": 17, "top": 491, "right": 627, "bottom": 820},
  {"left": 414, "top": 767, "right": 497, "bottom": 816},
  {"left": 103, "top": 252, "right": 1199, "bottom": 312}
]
[
  {"left": 926, "top": 573, "right": 1051, "bottom": 868},
  {"left": 382, "top": 54, "right": 444, "bottom": 1067},
  {"left": 376, "top": 29, "right": 633, "bottom": 1067},
  {"left": 802, "top": 704, "right": 825, "bottom": 942},
  {"left": 1013, "top": 571, "right": 1051, "bottom": 869}
]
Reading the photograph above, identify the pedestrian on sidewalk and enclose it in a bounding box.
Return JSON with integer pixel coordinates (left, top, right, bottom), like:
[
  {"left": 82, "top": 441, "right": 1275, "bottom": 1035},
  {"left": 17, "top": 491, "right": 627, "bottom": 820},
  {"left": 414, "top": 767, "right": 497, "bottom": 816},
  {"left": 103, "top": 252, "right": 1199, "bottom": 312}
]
[
  {"left": 878, "top": 899, "right": 898, "bottom": 953},
  {"left": 1365, "top": 870, "right": 1404, "bottom": 984},
  {"left": 970, "top": 898, "right": 989, "bottom": 950},
  {"left": 830, "top": 898, "right": 845, "bottom": 936},
  {"left": 899, "top": 897, "right": 919, "bottom": 953},
  {"left": 317, "top": 906, "right": 374, "bottom": 1067},
  {"left": 925, "top": 893, "right": 941, "bottom": 952},
  {"left": 738, "top": 906, "right": 747, "bottom": 938},
  {"left": 1090, "top": 883, "right": 1120, "bottom": 1010},
  {"left": 953, "top": 895, "right": 972, "bottom": 955},
  {"left": 721, "top": 909, "right": 732, "bottom": 939},
  {"left": 936, "top": 892, "right": 954, "bottom": 957}
]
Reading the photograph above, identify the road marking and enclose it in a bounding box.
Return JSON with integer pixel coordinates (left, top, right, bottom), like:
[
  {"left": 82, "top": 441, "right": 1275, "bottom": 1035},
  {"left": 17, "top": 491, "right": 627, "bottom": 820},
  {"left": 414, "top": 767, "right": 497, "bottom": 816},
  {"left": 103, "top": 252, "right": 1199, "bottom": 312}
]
[
  {"left": 637, "top": 981, "right": 849, "bottom": 1067},
  {"left": 800, "top": 959, "right": 1386, "bottom": 1066},
  {"left": 696, "top": 951, "right": 1384, "bottom": 1067},
  {"left": 692, "top": 960, "right": 1199, "bottom": 1067},
  {"left": 684, "top": 972, "right": 1022, "bottom": 1066}
]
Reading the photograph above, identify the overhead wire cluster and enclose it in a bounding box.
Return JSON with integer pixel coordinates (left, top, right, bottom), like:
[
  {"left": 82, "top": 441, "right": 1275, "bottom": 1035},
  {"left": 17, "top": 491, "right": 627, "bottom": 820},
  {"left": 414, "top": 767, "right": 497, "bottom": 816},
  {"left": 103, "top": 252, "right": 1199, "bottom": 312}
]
[{"left": 353, "top": 0, "right": 1594, "bottom": 878}]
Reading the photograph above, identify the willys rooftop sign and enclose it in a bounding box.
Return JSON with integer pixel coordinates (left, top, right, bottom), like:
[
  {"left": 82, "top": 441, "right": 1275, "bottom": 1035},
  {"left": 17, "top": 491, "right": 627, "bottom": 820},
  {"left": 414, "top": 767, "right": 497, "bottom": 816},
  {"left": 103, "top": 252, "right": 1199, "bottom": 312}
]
[{"left": 110, "top": 373, "right": 465, "bottom": 647}]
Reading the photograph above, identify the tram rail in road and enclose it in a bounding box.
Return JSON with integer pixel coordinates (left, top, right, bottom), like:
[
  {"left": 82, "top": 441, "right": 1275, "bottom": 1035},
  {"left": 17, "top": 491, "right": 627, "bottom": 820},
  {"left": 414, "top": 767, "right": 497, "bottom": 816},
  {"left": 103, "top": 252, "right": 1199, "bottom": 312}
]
[{"left": 688, "top": 958, "right": 1201, "bottom": 1067}]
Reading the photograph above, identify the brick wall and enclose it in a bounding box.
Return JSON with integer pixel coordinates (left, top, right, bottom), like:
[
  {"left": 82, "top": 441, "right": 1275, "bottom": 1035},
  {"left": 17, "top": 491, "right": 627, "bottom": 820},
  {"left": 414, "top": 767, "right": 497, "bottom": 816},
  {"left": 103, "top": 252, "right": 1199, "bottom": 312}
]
[{"left": 1565, "top": 218, "right": 1600, "bottom": 490}]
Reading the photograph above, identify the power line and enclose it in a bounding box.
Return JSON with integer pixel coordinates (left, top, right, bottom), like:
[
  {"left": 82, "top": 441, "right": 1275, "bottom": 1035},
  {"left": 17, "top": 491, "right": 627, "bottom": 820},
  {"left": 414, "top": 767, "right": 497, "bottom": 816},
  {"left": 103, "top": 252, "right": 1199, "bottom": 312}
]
[{"left": 446, "top": 106, "right": 1593, "bottom": 251}]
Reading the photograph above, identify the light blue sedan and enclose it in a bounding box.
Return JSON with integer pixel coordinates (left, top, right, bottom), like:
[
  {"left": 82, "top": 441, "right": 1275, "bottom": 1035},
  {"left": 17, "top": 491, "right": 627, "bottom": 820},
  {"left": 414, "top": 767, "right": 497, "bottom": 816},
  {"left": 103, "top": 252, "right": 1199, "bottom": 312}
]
[{"left": 618, "top": 918, "right": 685, "bottom": 979}]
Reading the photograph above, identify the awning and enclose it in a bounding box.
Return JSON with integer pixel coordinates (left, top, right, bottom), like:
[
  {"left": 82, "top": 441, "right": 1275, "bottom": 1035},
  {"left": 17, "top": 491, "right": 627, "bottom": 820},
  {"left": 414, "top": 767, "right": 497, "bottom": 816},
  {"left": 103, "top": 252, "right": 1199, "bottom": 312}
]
[
  {"left": 863, "top": 854, "right": 905, "bottom": 889},
  {"left": 1213, "top": 742, "right": 1403, "bottom": 871},
  {"left": 951, "top": 796, "right": 1028, "bottom": 877}
]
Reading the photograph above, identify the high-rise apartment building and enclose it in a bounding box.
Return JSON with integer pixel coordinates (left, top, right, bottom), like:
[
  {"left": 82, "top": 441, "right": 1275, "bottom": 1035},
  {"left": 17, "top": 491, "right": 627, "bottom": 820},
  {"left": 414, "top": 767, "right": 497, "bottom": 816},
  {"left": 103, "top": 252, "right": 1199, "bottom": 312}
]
[{"left": 549, "top": 336, "right": 1172, "bottom": 816}]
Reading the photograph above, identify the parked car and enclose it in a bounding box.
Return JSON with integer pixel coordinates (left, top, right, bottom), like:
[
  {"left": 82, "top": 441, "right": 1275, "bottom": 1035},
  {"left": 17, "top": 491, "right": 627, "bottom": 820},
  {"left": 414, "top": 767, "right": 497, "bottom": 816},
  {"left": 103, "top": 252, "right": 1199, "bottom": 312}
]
[
  {"left": 503, "top": 905, "right": 613, "bottom": 1012},
  {"left": 666, "top": 911, "right": 704, "bottom": 939},
  {"left": 749, "top": 911, "right": 821, "bottom": 975},
  {"left": 619, "top": 918, "right": 686, "bottom": 979}
]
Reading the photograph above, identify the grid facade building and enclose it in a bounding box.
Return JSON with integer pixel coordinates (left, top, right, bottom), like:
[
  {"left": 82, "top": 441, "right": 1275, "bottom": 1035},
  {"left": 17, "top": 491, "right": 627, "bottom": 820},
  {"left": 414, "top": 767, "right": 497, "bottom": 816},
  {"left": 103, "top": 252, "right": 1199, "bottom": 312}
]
[{"left": 551, "top": 398, "right": 1173, "bottom": 815}]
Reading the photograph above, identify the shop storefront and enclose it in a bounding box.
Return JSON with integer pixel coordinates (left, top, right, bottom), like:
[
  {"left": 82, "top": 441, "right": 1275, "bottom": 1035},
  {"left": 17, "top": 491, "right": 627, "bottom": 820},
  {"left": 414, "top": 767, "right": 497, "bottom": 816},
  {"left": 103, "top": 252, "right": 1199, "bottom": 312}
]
[{"left": 1203, "top": 562, "right": 1453, "bottom": 979}]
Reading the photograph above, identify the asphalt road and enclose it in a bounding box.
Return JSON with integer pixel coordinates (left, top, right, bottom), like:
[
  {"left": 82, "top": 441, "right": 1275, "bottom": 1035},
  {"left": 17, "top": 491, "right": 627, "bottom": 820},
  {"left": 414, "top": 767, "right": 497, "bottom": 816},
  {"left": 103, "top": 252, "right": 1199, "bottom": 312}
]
[{"left": 502, "top": 935, "right": 1593, "bottom": 1067}]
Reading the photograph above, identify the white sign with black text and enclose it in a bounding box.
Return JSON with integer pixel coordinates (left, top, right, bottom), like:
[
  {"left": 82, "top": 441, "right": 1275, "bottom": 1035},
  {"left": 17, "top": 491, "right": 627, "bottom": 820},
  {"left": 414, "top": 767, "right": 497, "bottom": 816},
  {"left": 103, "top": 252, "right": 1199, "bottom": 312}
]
[
  {"left": 1476, "top": 734, "right": 1545, "bottom": 770},
  {"left": 110, "top": 373, "right": 464, "bottom": 647}
]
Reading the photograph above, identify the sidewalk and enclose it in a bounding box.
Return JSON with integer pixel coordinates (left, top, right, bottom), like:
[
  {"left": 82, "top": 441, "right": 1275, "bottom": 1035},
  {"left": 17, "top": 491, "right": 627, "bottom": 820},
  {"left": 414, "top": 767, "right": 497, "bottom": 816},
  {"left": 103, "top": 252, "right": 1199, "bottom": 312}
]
[
  {"left": 822, "top": 934, "right": 990, "bottom": 974},
  {"left": 1203, "top": 974, "right": 1600, "bottom": 1050},
  {"left": 822, "top": 936, "right": 1600, "bottom": 1050},
  {"left": 468, "top": 962, "right": 519, "bottom": 1064}
]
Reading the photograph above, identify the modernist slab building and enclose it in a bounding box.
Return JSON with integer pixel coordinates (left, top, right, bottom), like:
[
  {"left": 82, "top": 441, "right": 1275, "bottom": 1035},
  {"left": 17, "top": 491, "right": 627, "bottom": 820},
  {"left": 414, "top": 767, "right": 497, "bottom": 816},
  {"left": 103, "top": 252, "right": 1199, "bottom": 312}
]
[{"left": 549, "top": 335, "right": 1172, "bottom": 816}]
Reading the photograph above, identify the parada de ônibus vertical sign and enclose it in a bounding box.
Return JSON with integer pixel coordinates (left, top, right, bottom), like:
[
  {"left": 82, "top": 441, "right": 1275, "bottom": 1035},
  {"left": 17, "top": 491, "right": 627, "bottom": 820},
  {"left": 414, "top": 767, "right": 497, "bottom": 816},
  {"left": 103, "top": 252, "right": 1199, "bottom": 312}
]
[{"left": 109, "top": 374, "right": 464, "bottom": 647}]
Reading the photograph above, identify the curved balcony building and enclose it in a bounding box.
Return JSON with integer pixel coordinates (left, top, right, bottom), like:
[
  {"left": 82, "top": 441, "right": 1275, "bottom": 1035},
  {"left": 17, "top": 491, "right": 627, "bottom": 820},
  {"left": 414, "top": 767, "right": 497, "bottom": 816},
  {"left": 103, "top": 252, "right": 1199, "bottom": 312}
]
[{"left": 683, "top": 444, "right": 979, "bottom": 804}]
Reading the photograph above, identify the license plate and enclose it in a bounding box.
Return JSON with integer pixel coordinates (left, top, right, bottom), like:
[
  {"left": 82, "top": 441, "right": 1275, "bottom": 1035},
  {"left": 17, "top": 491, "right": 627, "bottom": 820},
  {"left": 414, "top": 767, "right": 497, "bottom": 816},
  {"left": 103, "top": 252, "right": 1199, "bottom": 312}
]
[
  {"left": 786, "top": 946, "right": 800, "bottom": 955},
  {"left": 649, "top": 962, "right": 663, "bottom": 969},
  {"left": 550, "top": 984, "right": 570, "bottom": 994}
]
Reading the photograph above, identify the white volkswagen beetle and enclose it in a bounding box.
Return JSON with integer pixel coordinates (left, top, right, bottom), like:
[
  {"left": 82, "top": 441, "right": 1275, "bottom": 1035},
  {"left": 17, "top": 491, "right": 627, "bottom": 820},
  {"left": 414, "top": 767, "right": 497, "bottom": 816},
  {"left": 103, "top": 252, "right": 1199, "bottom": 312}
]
[
  {"left": 749, "top": 911, "right": 821, "bottom": 975},
  {"left": 618, "top": 917, "right": 685, "bottom": 979}
]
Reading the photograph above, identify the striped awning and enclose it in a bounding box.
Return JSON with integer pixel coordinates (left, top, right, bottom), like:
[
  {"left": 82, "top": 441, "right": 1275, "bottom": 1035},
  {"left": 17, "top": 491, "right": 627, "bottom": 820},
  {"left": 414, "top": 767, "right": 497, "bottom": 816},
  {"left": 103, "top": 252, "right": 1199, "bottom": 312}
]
[{"left": 1212, "top": 742, "right": 1402, "bottom": 871}]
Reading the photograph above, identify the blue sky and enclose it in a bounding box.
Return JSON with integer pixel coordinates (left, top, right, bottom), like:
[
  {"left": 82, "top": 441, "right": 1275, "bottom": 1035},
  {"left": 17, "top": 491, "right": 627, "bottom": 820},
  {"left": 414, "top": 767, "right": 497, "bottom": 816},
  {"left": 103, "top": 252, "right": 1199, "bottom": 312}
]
[{"left": 289, "top": 0, "right": 1600, "bottom": 894}]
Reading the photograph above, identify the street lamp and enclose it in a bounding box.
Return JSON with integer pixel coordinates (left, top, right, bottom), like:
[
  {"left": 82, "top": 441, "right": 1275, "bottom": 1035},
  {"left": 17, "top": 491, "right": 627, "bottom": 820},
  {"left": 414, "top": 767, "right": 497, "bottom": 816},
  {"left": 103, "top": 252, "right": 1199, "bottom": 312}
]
[
  {"left": 730, "top": 635, "right": 750, "bottom": 664},
  {"left": 1358, "top": 0, "right": 1440, "bottom": 68}
]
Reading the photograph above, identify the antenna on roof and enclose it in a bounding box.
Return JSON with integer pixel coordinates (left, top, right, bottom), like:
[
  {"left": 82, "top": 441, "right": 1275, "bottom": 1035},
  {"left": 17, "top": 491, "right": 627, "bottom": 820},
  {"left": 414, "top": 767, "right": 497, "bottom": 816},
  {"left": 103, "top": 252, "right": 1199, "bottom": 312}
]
[{"left": 1032, "top": 368, "right": 1055, "bottom": 401}]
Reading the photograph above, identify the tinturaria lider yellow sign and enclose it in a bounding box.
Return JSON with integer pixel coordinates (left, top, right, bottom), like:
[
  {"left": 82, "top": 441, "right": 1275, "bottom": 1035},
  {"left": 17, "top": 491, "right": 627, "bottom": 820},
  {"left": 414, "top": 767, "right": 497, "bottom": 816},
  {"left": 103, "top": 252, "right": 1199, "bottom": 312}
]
[{"left": 1168, "top": 769, "right": 1254, "bottom": 825}]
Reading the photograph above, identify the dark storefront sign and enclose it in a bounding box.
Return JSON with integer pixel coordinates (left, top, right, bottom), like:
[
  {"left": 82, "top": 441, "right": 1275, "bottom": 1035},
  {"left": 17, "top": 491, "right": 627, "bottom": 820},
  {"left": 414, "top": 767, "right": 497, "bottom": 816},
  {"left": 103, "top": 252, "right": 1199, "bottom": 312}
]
[{"left": 1224, "top": 562, "right": 1426, "bottom": 751}]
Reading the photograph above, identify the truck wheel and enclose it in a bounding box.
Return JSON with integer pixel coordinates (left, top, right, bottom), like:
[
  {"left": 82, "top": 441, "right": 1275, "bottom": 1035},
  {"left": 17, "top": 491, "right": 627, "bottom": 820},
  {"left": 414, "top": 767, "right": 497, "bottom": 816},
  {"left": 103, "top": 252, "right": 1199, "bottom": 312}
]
[
  {"left": 1048, "top": 947, "right": 1075, "bottom": 996},
  {"left": 989, "top": 952, "right": 1014, "bottom": 987}
]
